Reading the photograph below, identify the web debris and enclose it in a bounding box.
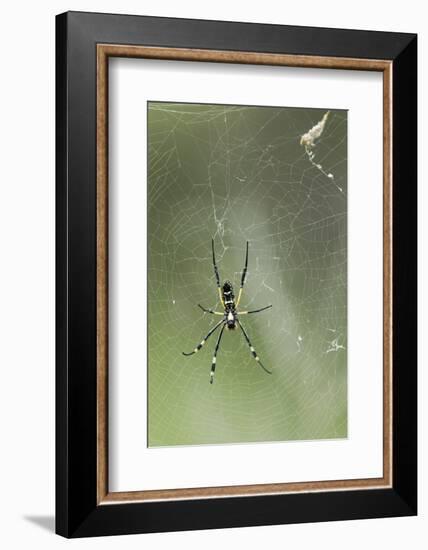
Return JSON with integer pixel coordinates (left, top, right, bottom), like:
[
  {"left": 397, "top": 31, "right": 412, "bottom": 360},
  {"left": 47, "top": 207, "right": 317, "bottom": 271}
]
[
  {"left": 325, "top": 329, "right": 346, "bottom": 354},
  {"left": 300, "top": 111, "right": 343, "bottom": 193}
]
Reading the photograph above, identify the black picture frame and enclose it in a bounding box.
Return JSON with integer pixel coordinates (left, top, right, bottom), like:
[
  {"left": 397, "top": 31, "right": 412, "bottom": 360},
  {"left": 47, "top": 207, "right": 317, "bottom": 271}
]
[{"left": 56, "top": 10, "right": 417, "bottom": 538}]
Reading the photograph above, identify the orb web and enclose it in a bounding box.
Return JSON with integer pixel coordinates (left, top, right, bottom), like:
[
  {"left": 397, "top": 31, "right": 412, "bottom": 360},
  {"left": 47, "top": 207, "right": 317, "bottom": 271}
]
[{"left": 147, "top": 102, "right": 347, "bottom": 447}]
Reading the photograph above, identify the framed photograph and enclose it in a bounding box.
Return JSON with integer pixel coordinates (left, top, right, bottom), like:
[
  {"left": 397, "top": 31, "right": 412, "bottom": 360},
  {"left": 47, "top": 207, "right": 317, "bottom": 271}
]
[{"left": 56, "top": 11, "right": 417, "bottom": 538}]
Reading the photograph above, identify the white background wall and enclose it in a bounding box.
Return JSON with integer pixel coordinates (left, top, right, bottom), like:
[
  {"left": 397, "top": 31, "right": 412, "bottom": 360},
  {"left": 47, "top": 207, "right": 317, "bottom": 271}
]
[{"left": 0, "top": 1, "right": 424, "bottom": 548}]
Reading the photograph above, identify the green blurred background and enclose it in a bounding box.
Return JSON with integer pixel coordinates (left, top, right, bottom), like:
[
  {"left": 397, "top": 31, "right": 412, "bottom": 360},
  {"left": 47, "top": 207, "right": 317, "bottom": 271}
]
[{"left": 147, "top": 102, "right": 347, "bottom": 447}]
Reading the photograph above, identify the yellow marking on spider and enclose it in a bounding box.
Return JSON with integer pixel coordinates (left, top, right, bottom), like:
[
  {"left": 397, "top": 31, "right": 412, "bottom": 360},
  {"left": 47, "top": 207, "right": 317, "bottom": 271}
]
[
  {"left": 236, "top": 287, "right": 243, "bottom": 306},
  {"left": 218, "top": 287, "right": 225, "bottom": 307}
]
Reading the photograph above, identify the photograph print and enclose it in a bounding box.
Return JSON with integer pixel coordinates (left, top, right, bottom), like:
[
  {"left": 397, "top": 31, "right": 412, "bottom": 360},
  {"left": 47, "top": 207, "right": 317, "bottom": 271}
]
[{"left": 147, "top": 101, "right": 347, "bottom": 448}]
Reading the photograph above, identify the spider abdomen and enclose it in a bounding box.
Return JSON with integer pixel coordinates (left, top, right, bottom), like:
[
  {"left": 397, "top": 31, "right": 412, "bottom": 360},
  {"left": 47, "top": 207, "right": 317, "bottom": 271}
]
[{"left": 222, "top": 280, "right": 235, "bottom": 306}]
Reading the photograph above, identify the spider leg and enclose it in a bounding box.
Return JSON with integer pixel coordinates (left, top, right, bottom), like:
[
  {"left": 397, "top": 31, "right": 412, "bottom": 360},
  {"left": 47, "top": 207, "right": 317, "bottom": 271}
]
[
  {"left": 237, "top": 320, "right": 272, "bottom": 375},
  {"left": 238, "top": 305, "right": 272, "bottom": 315},
  {"left": 210, "top": 323, "right": 226, "bottom": 384},
  {"left": 182, "top": 319, "right": 224, "bottom": 356},
  {"left": 198, "top": 304, "right": 224, "bottom": 315},
  {"left": 212, "top": 239, "right": 224, "bottom": 307},
  {"left": 236, "top": 241, "right": 249, "bottom": 307}
]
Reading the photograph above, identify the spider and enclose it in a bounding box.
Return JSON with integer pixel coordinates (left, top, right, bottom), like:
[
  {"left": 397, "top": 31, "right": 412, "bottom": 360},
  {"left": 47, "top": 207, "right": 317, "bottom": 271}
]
[{"left": 182, "top": 239, "right": 273, "bottom": 384}]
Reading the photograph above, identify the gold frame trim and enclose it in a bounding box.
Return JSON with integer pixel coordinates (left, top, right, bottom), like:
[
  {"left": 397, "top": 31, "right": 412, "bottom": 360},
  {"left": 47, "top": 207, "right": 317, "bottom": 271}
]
[{"left": 96, "top": 44, "right": 393, "bottom": 505}]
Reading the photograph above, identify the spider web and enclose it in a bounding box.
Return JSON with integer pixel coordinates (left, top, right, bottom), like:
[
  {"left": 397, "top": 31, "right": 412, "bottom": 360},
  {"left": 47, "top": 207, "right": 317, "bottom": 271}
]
[{"left": 147, "top": 101, "right": 347, "bottom": 447}]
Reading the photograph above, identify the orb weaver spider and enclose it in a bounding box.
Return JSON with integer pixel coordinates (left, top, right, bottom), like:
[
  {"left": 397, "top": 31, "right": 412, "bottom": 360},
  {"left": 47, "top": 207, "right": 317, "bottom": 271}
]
[{"left": 182, "top": 239, "right": 273, "bottom": 384}]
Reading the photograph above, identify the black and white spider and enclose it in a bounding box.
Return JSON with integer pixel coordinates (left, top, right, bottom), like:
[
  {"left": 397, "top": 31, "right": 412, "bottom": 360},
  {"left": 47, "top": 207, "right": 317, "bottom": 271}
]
[{"left": 182, "top": 239, "right": 273, "bottom": 384}]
